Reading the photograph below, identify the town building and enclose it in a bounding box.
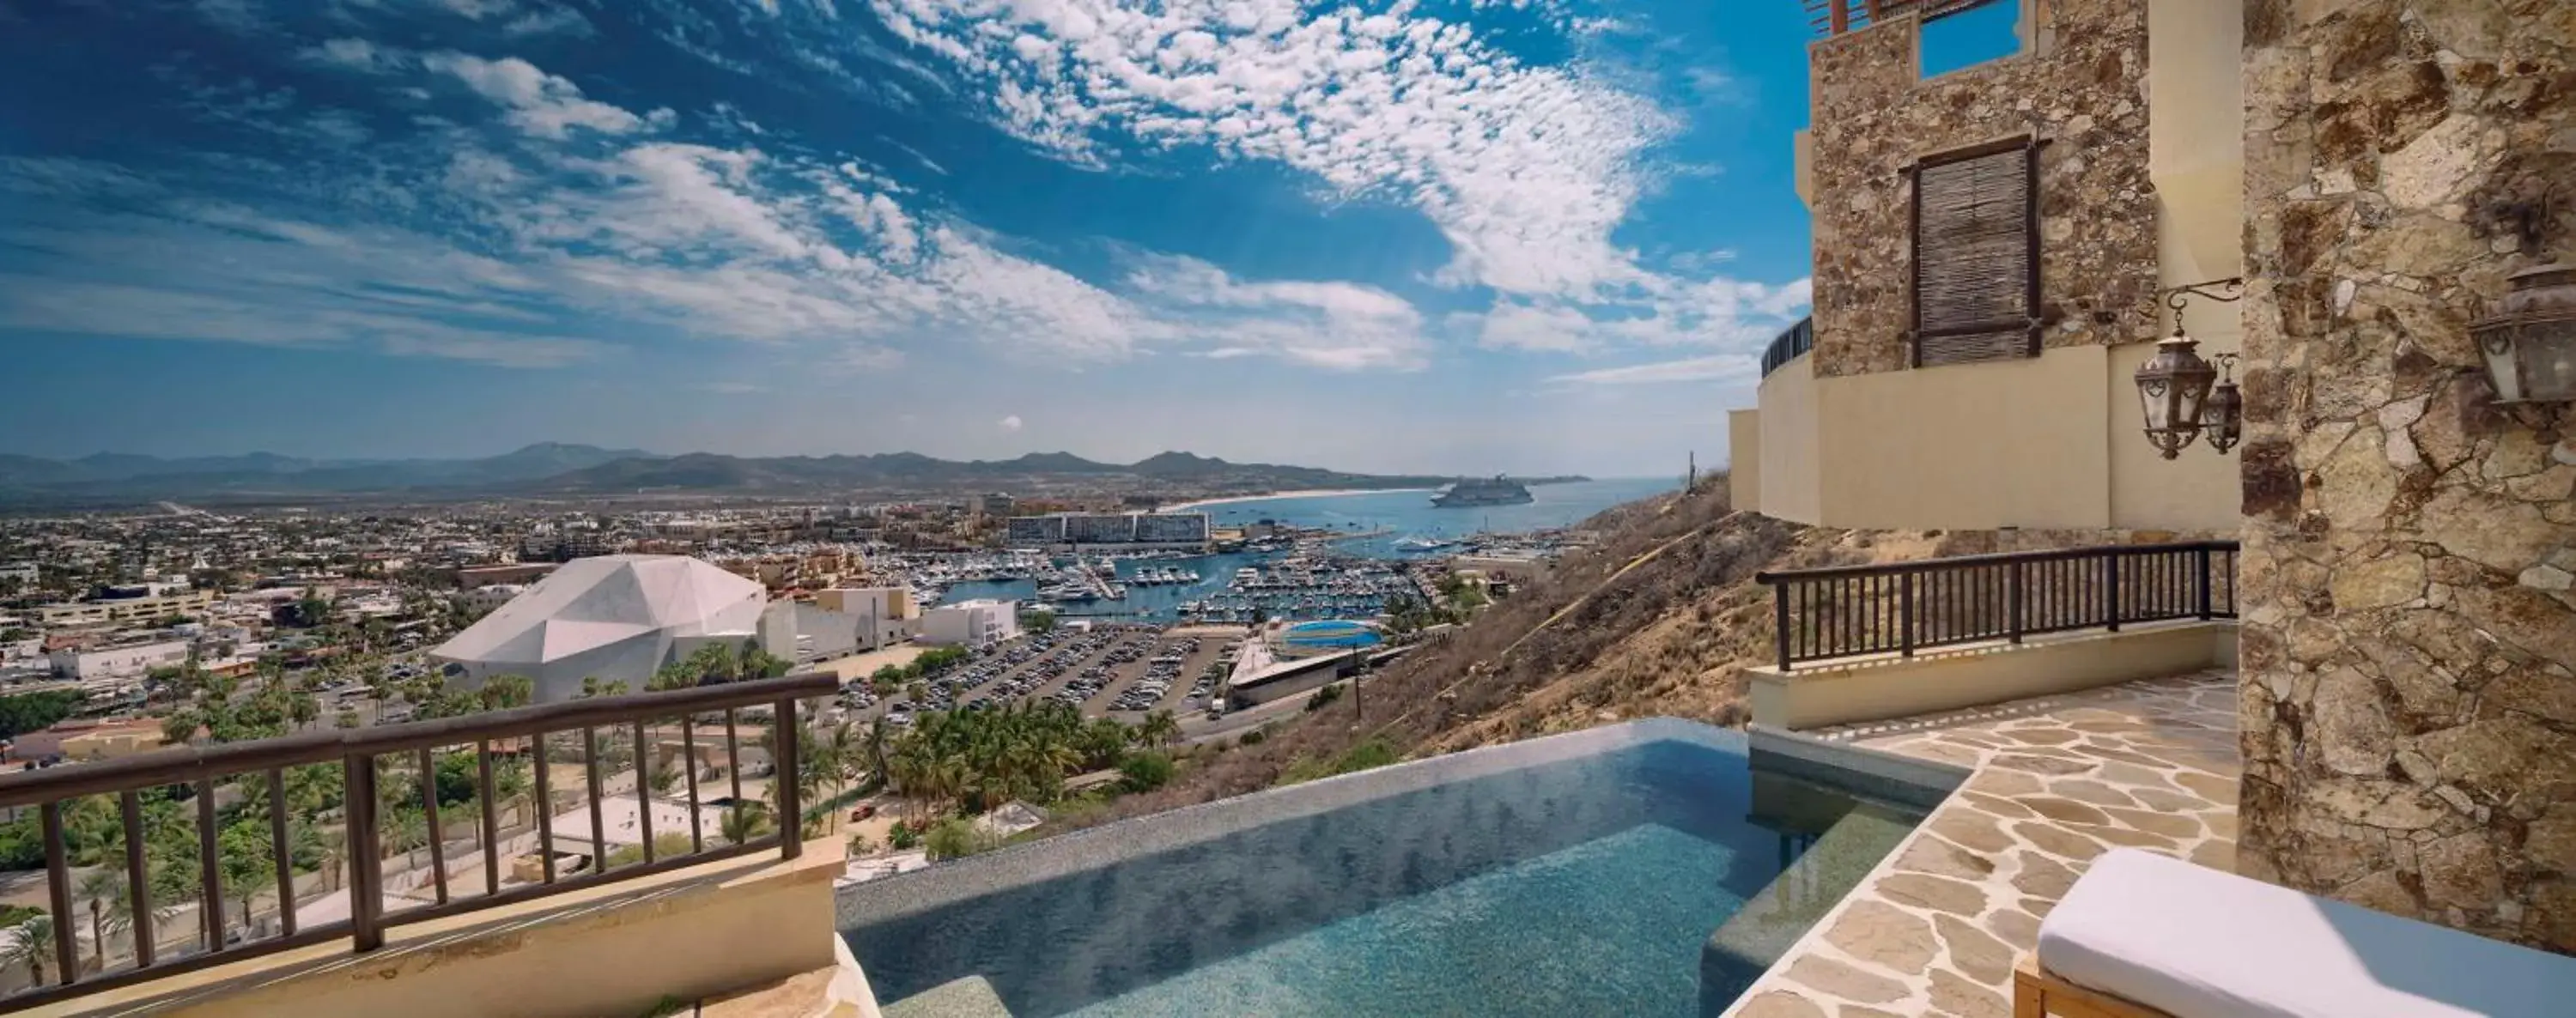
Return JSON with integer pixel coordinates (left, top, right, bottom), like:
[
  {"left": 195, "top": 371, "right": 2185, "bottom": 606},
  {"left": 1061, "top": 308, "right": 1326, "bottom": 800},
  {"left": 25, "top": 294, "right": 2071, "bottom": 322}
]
[
  {"left": 47, "top": 639, "right": 188, "bottom": 687},
  {"left": 918, "top": 598, "right": 1017, "bottom": 647},
  {"left": 814, "top": 586, "right": 920, "bottom": 651},
  {"left": 33, "top": 588, "right": 219, "bottom": 627},
  {"left": 430, "top": 554, "right": 787, "bottom": 703},
  {"left": 453, "top": 562, "right": 561, "bottom": 588},
  {"left": 1005, "top": 515, "right": 1065, "bottom": 545},
  {"left": 1002, "top": 512, "right": 1212, "bottom": 549},
  {"left": 976, "top": 493, "right": 1016, "bottom": 518}
]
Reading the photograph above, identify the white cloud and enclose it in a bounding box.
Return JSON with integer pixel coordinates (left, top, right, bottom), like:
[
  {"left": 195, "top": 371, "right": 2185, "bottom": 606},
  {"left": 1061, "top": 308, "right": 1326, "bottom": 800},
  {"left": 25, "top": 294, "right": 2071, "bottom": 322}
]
[
  {"left": 855, "top": 0, "right": 1676, "bottom": 303},
  {"left": 998, "top": 415, "right": 1024, "bottom": 432},
  {"left": 1546, "top": 354, "right": 1758, "bottom": 386},
  {"left": 422, "top": 52, "right": 663, "bottom": 139},
  {"left": 303, "top": 38, "right": 400, "bottom": 72}
]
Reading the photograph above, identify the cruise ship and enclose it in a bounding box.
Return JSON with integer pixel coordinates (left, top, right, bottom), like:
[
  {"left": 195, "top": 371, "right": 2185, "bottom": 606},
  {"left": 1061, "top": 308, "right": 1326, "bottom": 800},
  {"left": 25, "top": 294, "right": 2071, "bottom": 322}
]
[{"left": 1431, "top": 476, "right": 1534, "bottom": 507}]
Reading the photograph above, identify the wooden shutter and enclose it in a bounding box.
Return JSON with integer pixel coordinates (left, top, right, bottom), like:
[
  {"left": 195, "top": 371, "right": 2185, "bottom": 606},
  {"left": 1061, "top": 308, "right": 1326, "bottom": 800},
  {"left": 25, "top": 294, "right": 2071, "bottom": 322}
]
[{"left": 1909, "top": 137, "right": 2039, "bottom": 367}]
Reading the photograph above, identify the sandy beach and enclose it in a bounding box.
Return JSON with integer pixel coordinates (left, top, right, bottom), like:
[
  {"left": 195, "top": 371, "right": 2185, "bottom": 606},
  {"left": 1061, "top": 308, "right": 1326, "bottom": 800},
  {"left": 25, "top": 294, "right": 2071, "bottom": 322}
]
[{"left": 1163, "top": 488, "right": 1437, "bottom": 512}]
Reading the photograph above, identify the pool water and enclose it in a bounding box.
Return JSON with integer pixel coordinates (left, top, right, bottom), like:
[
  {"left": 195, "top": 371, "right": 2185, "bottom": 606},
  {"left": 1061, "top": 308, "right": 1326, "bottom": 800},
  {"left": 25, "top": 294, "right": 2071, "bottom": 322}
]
[
  {"left": 1280, "top": 619, "right": 1382, "bottom": 650},
  {"left": 841, "top": 725, "right": 1920, "bottom": 1018}
]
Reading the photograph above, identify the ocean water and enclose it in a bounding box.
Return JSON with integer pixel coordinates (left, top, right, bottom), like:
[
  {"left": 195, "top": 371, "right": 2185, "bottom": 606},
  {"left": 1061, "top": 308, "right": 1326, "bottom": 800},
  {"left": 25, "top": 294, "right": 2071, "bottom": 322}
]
[
  {"left": 842, "top": 734, "right": 1911, "bottom": 1018},
  {"left": 1197, "top": 476, "right": 1681, "bottom": 556},
  {"left": 933, "top": 477, "right": 1681, "bottom": 619}
]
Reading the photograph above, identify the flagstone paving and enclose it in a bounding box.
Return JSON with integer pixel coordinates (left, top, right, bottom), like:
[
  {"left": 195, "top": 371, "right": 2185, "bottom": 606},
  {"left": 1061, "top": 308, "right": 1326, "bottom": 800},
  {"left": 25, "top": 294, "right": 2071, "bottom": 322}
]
[{"left": 1723, "top": 670, "right": 2239, "bottom": 1018}]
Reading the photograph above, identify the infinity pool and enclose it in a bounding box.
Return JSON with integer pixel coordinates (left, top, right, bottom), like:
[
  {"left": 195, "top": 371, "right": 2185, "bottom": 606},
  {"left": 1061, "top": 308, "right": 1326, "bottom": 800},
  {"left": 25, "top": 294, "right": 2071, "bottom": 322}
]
[{"left": 839, "top": 721, "right": 1932, "bottom": 1018}]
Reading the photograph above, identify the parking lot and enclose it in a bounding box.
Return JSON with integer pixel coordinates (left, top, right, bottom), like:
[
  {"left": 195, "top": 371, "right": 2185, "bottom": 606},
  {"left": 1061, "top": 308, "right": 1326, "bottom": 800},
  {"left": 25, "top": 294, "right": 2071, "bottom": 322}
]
[{"left": 835, "top": 624, "right": 1242, "bottom": 727}]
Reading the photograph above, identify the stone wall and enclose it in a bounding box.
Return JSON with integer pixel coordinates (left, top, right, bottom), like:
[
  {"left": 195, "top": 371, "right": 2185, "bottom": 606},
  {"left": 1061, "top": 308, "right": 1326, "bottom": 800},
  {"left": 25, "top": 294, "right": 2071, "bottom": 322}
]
[
  {"left": 2237, "top": 0, "right": 2576, "bottom": 953},
  {"left": 1807, "top": 0, "right": 2160, "bottom": 379}
]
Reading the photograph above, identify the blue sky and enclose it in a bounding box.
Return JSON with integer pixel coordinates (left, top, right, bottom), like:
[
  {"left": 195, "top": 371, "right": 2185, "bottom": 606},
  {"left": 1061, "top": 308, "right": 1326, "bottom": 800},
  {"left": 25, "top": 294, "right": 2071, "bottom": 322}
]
[{"left": 0, "top": 0, "right": 1861, "bottom": 476}]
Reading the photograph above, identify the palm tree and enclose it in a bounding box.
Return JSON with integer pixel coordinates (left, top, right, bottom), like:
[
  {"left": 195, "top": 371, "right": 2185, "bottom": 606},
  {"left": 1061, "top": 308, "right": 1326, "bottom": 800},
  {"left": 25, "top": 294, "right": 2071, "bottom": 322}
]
[
  {"left": 719, "top": 803, "right": 770, "bottom": 845},
  {"left": 76, "top": 870, "right": 119, "bottom": 967},
  {"left": 861, "top": 715, "right": 890, "bottom": 786},
  {"left": 3, "top": 915, "right": 56, "bottom": 986},
  {"left": 1139, "top": 710, "right": 1182, "bottom": 750},
  {"left": 386, "top": 807, "right": 429, "bottom": 872}
]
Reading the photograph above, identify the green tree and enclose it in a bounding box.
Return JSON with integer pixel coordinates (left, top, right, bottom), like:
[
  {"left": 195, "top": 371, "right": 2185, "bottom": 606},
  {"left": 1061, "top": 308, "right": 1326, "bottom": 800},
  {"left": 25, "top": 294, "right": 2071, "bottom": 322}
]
[
  {"left": 719, "top": 803, "right": 771, "bottom": 845},
  {"left": 0, "top": 691, "right": 81, "bottom": 739},
  {"left": 920, "top": 818, "right": 993, "bottom": 861},
  {"left": 1117, "top": 752, "right": 1174, "bottom": 793},
  {"left": 1019, "top": 609, "right": 1060, "bottom": 633},
  {"left": 216, "top": 821, "right": 274, "bottom": 936},
  {"left": 2, "top": 914, "right": 55, "bottom": 986},
  {"left": 1136, "top": 710, "right": 1182, "bottom": 749}
]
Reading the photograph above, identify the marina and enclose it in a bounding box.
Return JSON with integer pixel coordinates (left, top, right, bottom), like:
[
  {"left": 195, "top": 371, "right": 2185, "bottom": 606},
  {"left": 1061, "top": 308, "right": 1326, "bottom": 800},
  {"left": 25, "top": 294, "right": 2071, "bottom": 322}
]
[{"left": 907, "top": 479, "right": 1669, "bottom": 623}]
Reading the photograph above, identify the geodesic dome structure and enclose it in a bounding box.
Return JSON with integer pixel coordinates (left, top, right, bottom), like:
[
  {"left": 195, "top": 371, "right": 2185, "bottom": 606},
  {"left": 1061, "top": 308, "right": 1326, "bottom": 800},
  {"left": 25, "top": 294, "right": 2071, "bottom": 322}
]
[{"left": 432, "top": 554, "right": 767, "bottom": 702}]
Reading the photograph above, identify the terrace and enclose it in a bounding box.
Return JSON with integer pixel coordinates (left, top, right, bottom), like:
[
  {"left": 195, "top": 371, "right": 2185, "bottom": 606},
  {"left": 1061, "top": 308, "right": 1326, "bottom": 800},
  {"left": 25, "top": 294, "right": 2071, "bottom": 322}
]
[{"left": 1729, "top": 670, "right": 2238, "bottom": 1016}]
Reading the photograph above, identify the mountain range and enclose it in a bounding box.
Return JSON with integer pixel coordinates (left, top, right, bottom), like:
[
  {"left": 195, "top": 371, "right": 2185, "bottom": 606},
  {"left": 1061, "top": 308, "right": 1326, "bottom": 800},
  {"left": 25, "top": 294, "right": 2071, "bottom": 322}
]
[{"left": 0, "top": 445, "right": 1581, "bottom": 506}]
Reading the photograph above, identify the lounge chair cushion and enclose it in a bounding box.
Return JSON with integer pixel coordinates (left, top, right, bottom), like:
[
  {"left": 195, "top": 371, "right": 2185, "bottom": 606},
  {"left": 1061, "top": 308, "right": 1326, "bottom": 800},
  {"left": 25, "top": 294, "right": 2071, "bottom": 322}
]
[{"left": 2036, "top": 848, "right": 2576, "bottom": 1018}]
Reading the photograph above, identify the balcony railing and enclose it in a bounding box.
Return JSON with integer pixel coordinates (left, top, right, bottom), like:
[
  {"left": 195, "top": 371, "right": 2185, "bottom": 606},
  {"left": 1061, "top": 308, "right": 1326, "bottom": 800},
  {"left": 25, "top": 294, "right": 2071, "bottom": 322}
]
[
  {"left": 1755, "top": 541, "right": 2239, "bottom": 671},
  {"left": 1803, "top": 0, "right": 2000, "bottom": 38},
  {"left": 0, "top": 671, "right": 836, "bottom": 1013},
  {"left": 1759, "top": 317, "right": 1814, "bottom": 379}
]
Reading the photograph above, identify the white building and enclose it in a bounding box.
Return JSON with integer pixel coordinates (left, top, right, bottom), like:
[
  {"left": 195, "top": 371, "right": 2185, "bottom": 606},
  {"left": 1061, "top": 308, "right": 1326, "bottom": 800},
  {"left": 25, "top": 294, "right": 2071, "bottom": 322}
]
[
  {"left": 429, "top": 554, "right": 786, "bottom": 703},
  {"left": 814, "top": 587, "right": 919, "bottom": 652},
  {"left": 919, "top": 599, "right": 1018, "bottom": 647},
  {"left": 49, "top": 639, "right": 190, "bottom": 687}
]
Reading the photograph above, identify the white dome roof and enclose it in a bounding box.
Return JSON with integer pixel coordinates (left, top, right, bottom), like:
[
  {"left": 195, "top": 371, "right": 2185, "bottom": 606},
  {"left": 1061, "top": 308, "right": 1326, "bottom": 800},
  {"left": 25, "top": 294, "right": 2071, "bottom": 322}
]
[{"left": 432, "top": 555, "right": 767, "bottom": 700}]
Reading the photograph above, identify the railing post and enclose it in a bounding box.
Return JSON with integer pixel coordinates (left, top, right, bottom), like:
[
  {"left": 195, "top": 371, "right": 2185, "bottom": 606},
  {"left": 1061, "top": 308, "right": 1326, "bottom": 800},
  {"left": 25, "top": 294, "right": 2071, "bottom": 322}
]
[
  {"left": 2195, "top": 543, "right": 2214, "bottom": 620},
  {"left": 1770, "top": 579, "right": 1792, "bottom": 672},
  {"left": 2104, "top": 552, "right": 2122, "bottom": 633},
  {"left": 774, "top": 697, "right": 801, "bottom": 859},
  {"left": 345, "top": 753, "right": 385, "bottom": 953},
  {"left": 1899, "top": 572, "right": 1916, "bottom": 657},
  {"left": 2008, "top": 559, "right": 2026, "bottom": 645}
]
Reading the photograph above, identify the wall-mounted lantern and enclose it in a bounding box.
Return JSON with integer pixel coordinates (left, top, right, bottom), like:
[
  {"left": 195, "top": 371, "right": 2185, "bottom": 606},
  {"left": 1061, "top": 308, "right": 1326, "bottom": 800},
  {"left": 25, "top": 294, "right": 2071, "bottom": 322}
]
[
  {"left": 2134, "top": 278, "right": 2244, "bottom": 459},
  {"left": 2470, "top": 263, "right": 2576, "bottom": 431}
]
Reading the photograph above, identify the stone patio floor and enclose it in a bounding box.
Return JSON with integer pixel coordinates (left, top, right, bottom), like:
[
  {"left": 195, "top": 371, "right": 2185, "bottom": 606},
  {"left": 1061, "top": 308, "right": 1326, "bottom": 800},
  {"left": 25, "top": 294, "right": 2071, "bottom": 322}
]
[{"left": 1725, "top": 670, "right": 2241, "bottom": 1018}]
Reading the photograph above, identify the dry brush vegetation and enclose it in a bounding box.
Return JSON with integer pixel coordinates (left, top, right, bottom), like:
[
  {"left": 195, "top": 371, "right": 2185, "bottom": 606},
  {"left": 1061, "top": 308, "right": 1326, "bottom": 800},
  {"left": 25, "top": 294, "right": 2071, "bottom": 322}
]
[{"left": 1061, "top": 481, "right": 2215, "bottom": 832}]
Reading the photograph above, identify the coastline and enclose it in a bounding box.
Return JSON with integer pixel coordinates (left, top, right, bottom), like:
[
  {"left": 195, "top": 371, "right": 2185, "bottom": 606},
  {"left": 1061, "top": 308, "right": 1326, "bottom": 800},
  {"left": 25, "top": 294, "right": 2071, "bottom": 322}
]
[{"left": 1163, "top": 487, "right": 1439, "bottom": 512}]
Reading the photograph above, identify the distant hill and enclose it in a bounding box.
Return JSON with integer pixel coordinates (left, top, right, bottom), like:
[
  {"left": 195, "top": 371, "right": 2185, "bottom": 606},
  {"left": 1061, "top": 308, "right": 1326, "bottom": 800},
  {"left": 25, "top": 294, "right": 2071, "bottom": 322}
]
[
  {"left": 0, "top": 444, "right": 649, "bottom": 506},
  {"left": 0, "top": 445, "right": 1583, "bottom": 506},
  {"left": 529, "top": 450, "right": 1482, "bottom": 496}
]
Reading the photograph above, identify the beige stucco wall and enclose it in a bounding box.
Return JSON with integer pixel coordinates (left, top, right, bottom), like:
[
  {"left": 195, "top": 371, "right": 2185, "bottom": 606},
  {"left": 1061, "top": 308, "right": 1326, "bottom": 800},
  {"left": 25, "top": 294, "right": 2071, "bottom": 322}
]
[
  {"left": 1748, "top": 621, "right": 2237, "bottom": 730},
  {"left": 2108, "top": 0, "right": 2248, "bottom": 534},
  {"left": 1728, "top": 409, "right": 1762, "bottom": 512},
  {"left": 1747, "top": 320, "right": 2242, "bottom": 534},
  {"left": 1814, "top": 345, "right": 2113, "bottom": 530},
  {"left": 1754, "top": 353, "right": 1823, "bottom": 524},
  {"left": 118, "top": 845, "right": 846, "bottom": 1018}
]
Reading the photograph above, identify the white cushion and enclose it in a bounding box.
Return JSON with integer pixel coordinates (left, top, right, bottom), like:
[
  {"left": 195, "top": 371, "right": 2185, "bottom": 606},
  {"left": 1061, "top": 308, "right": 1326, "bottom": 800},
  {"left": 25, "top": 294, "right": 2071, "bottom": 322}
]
[{"left": 2036, "top": 848, "right": 2576, "bottom": 1018}]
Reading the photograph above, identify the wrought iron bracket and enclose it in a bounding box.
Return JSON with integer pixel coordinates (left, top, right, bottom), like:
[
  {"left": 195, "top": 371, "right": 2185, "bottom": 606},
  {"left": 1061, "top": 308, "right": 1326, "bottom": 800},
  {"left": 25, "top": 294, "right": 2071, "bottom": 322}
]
[{"left": 2147, "top": 277, "right": 2245, "bottom": 332}]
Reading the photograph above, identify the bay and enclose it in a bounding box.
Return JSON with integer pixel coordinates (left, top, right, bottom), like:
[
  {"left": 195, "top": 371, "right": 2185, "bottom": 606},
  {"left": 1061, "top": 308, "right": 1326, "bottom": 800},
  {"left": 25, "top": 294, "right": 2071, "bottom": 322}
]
[{"left": 933, "top": 478, "right": 1678, "bottom": 623}]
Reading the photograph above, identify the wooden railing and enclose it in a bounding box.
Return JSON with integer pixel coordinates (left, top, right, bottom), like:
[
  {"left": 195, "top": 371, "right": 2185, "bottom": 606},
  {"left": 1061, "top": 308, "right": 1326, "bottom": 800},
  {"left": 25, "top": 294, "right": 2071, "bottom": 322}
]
[
  {"left": 1755, "top": 542, "right": 2238, "bottom": 671},
  {"left": 0, "top": 672, "right": 836, "bottom": 1012}
]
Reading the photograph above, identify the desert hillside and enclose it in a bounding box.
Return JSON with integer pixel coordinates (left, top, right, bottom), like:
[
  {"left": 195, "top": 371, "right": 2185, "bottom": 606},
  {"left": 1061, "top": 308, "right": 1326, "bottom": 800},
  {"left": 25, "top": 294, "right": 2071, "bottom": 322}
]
[{"left": 1077, "top": 477, "right": 2215, "bottom": 827}]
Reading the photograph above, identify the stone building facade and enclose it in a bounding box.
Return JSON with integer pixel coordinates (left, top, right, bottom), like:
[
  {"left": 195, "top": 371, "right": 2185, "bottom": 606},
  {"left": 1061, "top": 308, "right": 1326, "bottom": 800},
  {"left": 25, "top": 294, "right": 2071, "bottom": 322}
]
[
  {"left": 1807, "top": 0, "right": 2160, "bottom": 379},
  {"left": 2237, "top": 0, "right": 2576, "bottom": 952}
]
